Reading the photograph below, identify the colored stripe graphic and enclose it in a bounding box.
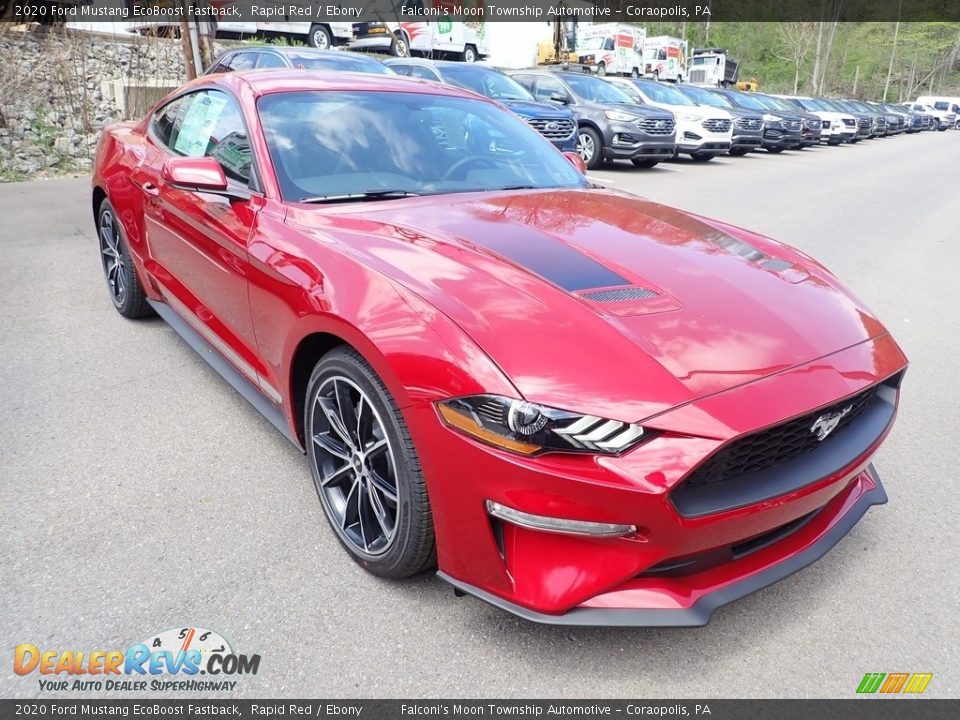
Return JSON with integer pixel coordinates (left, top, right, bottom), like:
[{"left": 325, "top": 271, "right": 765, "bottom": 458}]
[{"left": 857, "top": 672, "right": 932, "bottom": 694}]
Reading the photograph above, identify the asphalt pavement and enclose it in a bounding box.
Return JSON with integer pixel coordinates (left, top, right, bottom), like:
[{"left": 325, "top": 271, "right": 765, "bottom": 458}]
[{"left": 1, "top": 131, "right": 958, "bottom": 699}]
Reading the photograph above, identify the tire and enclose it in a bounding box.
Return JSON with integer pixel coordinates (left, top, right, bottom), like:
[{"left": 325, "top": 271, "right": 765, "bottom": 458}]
[
  {"left": 690, "top": 152, "right": 715, "bottom": 162},
  {"left": 308, "top": 24, "right": 332, "bottom": 50},
  {"left": 728, "top": 147, "right": 750, "bottom": 156},
  {"left": 677, "top": 74, "right": 683, "bottom": 84},
  {"left": 391, "top": 32, "right": 410, "bottom": 57},
  {"left": 631, "top": 158, "right": 660, "bottom": 168},
  {"left": 652, "top": 70, "right": 659, "bottom": 82},
  {"left": 576, "top": 126, "right": 603, "bottom": 170},
  {"left": 631, "top": 67, "right": 639, "bottom": 78},
  {"left": 597, "top": 63, "right": 606, "bottom": 77},
  {"left": 938, "top": 125, "right": 947, "bottom": 132},
  {"left": 96, "top": 198, "right": 152, "bottom": 319},
  {"left": 462, "top": 45, "right": 478, "bottom": 63},
  {"left": 766, "top": 146, "right": 785, "bottom": 154},
  {"left": 305, "top": 347, "right": 435, "bottom": 579}
]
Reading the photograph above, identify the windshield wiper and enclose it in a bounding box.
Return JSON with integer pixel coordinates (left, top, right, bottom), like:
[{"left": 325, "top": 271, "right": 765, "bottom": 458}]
[{"left": 299, "top": 190, "right": 420, "bottom": 204}]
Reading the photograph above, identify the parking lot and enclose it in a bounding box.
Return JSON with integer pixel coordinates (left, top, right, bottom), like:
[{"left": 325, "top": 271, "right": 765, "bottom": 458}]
[{"left": 1, "top": 131, "right": 958, "bottom": 698}]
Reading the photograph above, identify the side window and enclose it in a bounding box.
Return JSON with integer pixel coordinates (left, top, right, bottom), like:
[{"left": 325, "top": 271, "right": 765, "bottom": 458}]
[
  {"left": 151, "top": 95, "right": 191, "bottom": 149},
  {"left": 389, "top": 63, "right": 415, "bottom": 76},
  {"left": 411, "top": 66, "right": 440, "bottom": 81},
  {"left": 511, "top": 74, "right": 535, "bottom": 92},
  {"left": 534, "top": 75, "right": 566, "bottom": 102},
  {"left": 933, "top": 101, "right": 948, "bottom": 110},
  {"left": 604, "top": 38, "right": 614, "bottom": 51},
  {"left": 257, "top": 53, "right": 287, "bottom": 69},
  {"left": 159, "top": 91, "right": 254, "bottom": 185},
  {"left": 227, "top": 53, "right": 257, "bottom": 72}
]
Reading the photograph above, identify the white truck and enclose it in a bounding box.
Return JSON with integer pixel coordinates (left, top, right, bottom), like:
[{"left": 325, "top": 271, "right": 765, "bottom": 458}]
[
  {"left": 689, "top": 48, "right": 741, "bottom": 88},
  {"left": 213, "top": 20, "right": 355, "bottom": 50},
  {"left": 574, "top": 24, "right": 645, "bottom": 77},
  {"left": 916, "top": 96, "right": 960, "bottom": 128},
  {"left": 350, "top": 19, "right": 488, "bottom": 62},
  {"left": 643, "top": 36, "right": 688, "bottom": 82}
]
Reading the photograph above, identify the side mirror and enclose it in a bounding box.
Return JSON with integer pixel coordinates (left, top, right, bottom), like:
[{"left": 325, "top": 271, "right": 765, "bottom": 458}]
[
  {"left": 550, "top": 93, "right": 570, "bottom": 104},
  {"left": 162, "top": 156, "right": 228, "bottom": 192},
  {"left": 562, "top": 151, "right": 587, "bottom": 175}
]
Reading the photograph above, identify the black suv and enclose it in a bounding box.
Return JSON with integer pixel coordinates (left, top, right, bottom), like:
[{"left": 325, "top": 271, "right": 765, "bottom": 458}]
[
  {"left": 712, "top": 89, "right": 804, "bottom": 153},
  {"left": 509, "top": 70, "right": 677, "bottom": 169}
]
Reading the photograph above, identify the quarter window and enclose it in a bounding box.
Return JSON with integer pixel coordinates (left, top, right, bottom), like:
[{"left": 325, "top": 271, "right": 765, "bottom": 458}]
[{"left": 257, "top": 53, "right": 287, "bottom": 69}]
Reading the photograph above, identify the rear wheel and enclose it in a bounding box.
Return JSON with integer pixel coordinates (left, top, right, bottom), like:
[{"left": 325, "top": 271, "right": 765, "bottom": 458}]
[
  {"left": 308, "top": 24, "right": 332, "bottom": 50},
  {"left": 631, "top": 158, "right": 660, "bottom": 168},
  {"left": 305, "top": 348, "right": 435, "bottom": 579},
  {"left": 97, "top": 199, "right": 152, "bottom": 319},
  {"left": 576, "top": 126, "right": 603, "bottom": 169},
  {"left": 462, "top": 45, "right": 478, "bottom": 63},
  {"left": 391, "top": 32, "right": 410, "bottom": 57}
]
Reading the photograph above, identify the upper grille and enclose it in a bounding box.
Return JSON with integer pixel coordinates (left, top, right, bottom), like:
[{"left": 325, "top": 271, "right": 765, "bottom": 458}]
[
  {"left": 735, "top": 117, "right": 762, "bottom": 131},
  {"left": 786, "top": 119, "right": 803, "bottom": 131},
  {"left": 579, "top": 286, "right": 658, "bottom": 302},
  {"left": 805, "top": 119, "right": 821, "bottom": 130},
  {"left": 842, "top": 118, "right": 856, "bottom": 127},
  {"left": 689, "top": 69, "right": 707, "bottom": 84},
  {"left": 857, "top": 117, "right": 871, "bottom": 128},
  {"left": 527, "top": 117, "right": 576, "bottom": 140},
  {"left": 684, "top": 384, "right": 881, "bottom": 487},
  {"left": 702, "top": 118, "right": 732, "bottom": 133},
  {"left": 638, "top": 117, "right": 676, "bottom": 135}
]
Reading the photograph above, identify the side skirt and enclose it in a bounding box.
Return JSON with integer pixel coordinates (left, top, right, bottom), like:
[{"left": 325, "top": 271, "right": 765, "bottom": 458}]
[{"left": 147, "top": 299, "right": 300, "bottom": 449}]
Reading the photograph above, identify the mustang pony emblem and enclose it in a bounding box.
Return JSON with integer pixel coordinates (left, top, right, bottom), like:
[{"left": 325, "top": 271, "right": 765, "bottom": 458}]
[{"left": 811, "top": 405, "right": 854, "bottom": 441}]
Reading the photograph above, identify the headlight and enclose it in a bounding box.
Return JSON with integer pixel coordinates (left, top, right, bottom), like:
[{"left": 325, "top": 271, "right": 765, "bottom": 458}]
[
  {"left": 677, "top": 112, "right": 704, "bottom": 122},
  {"left": 762, "top": 113, "right": 782, "bottom": 122},
  {"left": 514, "top": 113, "right": 533, "bottom": 123},
  {"left": 437, "top": 395, "right": 651, "bottom": 456},
  {"left": 604, "top": 109, "right": 639, "bottom": 122}
]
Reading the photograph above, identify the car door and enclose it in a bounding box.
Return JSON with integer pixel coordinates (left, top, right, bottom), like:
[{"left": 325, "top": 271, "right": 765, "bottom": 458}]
[{"left": 132, "top": 89, "right": 268, "bottom": 396}]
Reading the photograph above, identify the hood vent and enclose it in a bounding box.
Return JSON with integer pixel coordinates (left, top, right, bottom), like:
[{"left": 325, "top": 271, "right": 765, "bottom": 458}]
[{"left": 579, "top": 286, "right": 659, "bottom": 303}]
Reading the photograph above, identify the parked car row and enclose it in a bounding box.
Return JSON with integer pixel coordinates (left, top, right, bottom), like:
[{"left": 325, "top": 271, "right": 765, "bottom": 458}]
[{"left": 205, "top": 46, "right": 957, "bottom": 174}]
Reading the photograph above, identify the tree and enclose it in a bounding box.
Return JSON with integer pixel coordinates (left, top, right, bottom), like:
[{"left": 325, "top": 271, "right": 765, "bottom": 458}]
[{"left": 775, "top": 22, "right": 816, "bottom": 94}]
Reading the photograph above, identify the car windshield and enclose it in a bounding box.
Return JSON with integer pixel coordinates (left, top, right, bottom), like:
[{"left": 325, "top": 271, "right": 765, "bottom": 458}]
[
  {"left": 258, "top": 91, "right": 588, "bottom": 202},
  {"left": 564, "top": 74, "right": 634, "bottom": 103},
  {"left": 728, "top": 92, "right": 767, "bottom": 111},
  {"left": 441, "top": 66, "right": 534, "bottom": 102},
  {"left": 578, "top": 37, "right": 608, "bottom": 51},
  {"left": 676, "top": 85, "right": 729, "bottom": 108},
  {"left": 287, "top": 53, "right": 393, "bottom": 75},
  {"left": 635, "top": 82, "right": 695, "bottom": 105},
  {"left": 756, "top": 95, "right": 792, "bottom": 111}
]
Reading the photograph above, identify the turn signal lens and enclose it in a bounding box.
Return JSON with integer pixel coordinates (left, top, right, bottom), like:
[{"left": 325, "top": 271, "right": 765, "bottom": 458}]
[{"left": 485, "top": 500, "right": 637, "bottom": 537}]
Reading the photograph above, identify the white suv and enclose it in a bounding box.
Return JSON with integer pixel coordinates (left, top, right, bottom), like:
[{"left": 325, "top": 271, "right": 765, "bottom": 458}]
[
  {"left": 608, "top": 77, "right": 732, "bottom": 161},
  {"left": 904, "top": 102, "right": 957, "bottom": 131}
]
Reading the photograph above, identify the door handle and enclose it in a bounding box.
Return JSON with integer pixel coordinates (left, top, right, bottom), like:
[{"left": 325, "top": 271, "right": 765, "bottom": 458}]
[{"left": 140, "top": 182, "right": 160, "bottom": 197}]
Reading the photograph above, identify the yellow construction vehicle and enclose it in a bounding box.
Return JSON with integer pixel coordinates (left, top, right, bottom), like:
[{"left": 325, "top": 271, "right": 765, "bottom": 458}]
[{"left": 737, "top": 79, "right": 761, "bottom": 92}]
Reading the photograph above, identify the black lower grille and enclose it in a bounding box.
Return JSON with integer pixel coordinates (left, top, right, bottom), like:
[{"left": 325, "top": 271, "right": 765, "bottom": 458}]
[{"left": 685, "top": 384, "right": 881, "bottom": 488}]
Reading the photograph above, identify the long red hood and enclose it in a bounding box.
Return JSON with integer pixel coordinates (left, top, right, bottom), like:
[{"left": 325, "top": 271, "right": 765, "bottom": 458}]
[{"left": 285, "top": 188, "right": 890, "bottom": 424}]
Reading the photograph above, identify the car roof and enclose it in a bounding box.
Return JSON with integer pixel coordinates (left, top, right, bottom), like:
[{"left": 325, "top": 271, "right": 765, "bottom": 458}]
[{"left": 205, "top": 69, "right": 487, "bottom": 99}]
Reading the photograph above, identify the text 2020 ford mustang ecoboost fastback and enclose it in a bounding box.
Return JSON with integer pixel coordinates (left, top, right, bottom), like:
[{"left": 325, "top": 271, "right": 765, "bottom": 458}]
[{"left": 91, "top": 71, "right": 907, "bottom": 626}]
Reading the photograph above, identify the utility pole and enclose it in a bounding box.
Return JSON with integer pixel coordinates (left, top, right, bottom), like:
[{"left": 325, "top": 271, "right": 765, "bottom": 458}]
[{"left": 883, "top": 1, "right": 902, "bottom": 102}]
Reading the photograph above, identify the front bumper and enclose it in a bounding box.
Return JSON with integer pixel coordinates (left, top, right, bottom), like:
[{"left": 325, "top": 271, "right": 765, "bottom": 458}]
[
  {"left": 762, "top": 127, "right": 803, "bottom": 149},
  {"left": 408, "top": 334, "right": 906, "bottom": 625},
  {"left": 441, "top": 466, "right": 887, "bottom": 626},
  {"left": 601, "top": 122, "right": 676, "bottom": 160}
]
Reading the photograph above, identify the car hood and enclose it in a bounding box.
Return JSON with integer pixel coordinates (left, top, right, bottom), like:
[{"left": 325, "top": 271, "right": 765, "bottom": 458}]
[
  {"left": 287, "top": 189, "right": 889, "bottom": 423},
  {"left": 648, "top": 101, "right": 729, "bottom": 120},
  {"left": 501, "top": 99, "right": 573, "bottom": 119}
]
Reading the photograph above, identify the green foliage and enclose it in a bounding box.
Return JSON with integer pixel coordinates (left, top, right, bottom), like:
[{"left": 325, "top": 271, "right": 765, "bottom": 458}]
[{"left": 635, "top": 21, "right": 960, "bottom": 99}]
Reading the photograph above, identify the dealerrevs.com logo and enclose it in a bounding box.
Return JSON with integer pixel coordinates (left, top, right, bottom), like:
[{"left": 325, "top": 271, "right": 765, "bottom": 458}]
[{"left": 14, "top": 627, "right": 261, "bottom": 692}]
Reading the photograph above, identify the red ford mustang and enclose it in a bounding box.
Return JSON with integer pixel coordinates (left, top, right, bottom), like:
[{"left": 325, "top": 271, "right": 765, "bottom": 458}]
[{"left": 92, "top": 71, "right": 907, "bottom": 625}]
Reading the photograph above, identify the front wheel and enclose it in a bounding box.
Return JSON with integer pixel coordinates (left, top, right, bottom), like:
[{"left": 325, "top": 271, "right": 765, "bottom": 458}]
[
  {"left": 728, "top": 147, "right": 750, "bottom": 156},
  {"left": 631, "top": 67, "right": 639, "bottom": 78},
  {"left": 766, "top": 146, "right": 785, "bottom": 154},
  {"left": 97, "top": 198, "right": 152, "bottom": 319},
  {"left": 596, "top": 63, "right": 606, "bottom": 77},
  {"left": 631, "top": 158, "right": 660, "bottom": 168},
  {"left": 652, "top": 70, "right": 659, "bottom": 82},
  {"left": 305, "top": 348, "right": 435, "bottom": 579},
  {"left": 576, "top": 127, "right": 603, "bottom": 170},
  {"left": 308, "top": 24, "right": 332, "bottom": 50},
  {"left": 690, "top": 152, "right": 715, "bottom": 162}
]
